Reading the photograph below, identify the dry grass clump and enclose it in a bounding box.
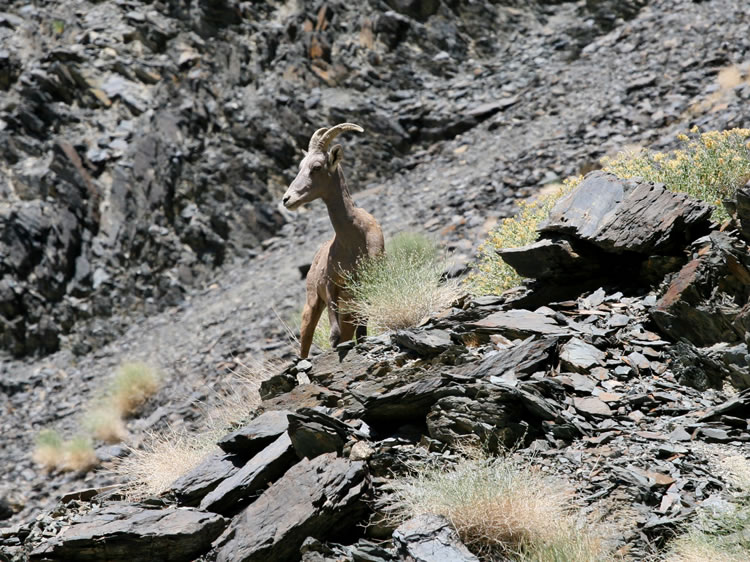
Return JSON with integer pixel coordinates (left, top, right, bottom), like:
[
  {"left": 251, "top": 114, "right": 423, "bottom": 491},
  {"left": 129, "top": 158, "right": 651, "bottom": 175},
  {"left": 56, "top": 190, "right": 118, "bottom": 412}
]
[
  {"left": 467, "top": 181, "right": 575, "bottom": 296},
  {"left": 63, "top": 436, "right": 98, "bottom": 472},
  {"left": 388, "top": 452, "right": 607, "bottom": 561},
  {"left": 345, "top": 232, "right": 462, "bottom": 333},
  {"left": 109, "top": 362, "right": 161, "bottom": 416},
  {"left": 33, "top": 430, "right": 97, "bottom": 472},
  {"left": 83, "top": 406, "right": 128, "bottom": 444},
  {"left": 114, "top": 429, "right": 217, "bottom": 499},
  {"left": 112, "top": 363, "right": 266, "bottom": 500},
  {"left": 666, "top": 455, "right": 750, "bottom": 562},
  {"left": 33, "top": 429, "right": 65, "bottom": 471}
]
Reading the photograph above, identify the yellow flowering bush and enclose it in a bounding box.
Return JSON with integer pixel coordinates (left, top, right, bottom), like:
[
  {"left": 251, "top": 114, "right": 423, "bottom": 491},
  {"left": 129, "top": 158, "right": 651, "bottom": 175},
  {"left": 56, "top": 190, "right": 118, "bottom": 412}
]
[
  {"left": 601, "top": 127, "right": 750, "bottom": 222},
  {"left": 468, "top": 128, "right": 750, "bottom": 296},
  {"left": 466, "top": 180, "right": 576, "bottom": 296}
]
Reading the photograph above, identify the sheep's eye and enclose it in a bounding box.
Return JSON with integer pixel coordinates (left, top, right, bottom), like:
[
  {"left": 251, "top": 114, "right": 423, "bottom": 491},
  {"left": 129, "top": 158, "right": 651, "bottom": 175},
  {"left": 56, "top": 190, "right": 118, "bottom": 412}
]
[{"left": 311, "top": 164, "right": 322, "bottom": 172}]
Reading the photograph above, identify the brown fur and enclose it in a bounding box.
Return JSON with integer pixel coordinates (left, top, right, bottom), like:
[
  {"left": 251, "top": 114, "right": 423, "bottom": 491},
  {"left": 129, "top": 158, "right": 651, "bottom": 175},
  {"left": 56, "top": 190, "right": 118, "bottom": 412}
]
[{"left": 283, "top": 133, "right": 384, "bottom": 358}]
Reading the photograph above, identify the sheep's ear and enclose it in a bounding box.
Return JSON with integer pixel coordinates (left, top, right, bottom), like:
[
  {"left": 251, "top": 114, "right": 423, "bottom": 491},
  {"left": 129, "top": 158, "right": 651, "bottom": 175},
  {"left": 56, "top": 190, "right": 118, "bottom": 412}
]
[{"left": 328, "top": 144, "right": 343, "bottom": 172}]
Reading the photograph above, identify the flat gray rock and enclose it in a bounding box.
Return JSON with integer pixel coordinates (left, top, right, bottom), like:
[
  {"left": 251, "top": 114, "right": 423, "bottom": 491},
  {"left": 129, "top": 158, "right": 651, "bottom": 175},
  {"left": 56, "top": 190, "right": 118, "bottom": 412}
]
[
  {"left": 200, "top": 432, "right": 297, "bottom": 515},
  {"left": 393, "top": 514, "right": 478, "bottom": 562},
  {"left": 30, "top": 503, "right": 226, "bottom": 562},
  {"left": 212, "top": 453, "right": 369, "bottom": 562},
  {"left": 470, "top": 309, "right": 569, "bottom": 338},
  {"left": 217, "top": 409, "right": 293, "bottom": 456},
  {"left": 559, "top": 337, "right": 606, "bottom": 372}
]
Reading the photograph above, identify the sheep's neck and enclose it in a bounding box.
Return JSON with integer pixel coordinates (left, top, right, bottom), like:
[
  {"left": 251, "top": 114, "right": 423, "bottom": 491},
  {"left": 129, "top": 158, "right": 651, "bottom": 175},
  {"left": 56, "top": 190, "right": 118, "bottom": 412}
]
[{"left": 322, "top": 168, "right": 360, "bottom": 245}]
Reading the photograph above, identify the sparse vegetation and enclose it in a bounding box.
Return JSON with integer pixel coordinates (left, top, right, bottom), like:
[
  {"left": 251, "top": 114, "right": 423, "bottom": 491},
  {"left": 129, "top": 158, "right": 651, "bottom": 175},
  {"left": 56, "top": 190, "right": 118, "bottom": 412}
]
[
  {"left": 469, "top": 127, "right": 750, "bottom": 296},
  {"left": 33, "top": 429, "right": 65, "bottom": 471},
  {"left": 83, "top": 406, "right": 128, "bottom": 444},
  {"left": 63, "top": 436, "right": 98, "bottom": 472},
  {"left": 467, "top": 181, "right": 575, "bottom": 296},
  {"left": 666, "top": 455, "right": 750, "bottom": 562},
  {"left": 110, "top": 362, "right": 161, "bottom": 416},
  {"left": 111, "top": 362, "right": 265, "bottom": 499},
  {"left": 344, "top": 232, "right": 462, "bottom": 333},
  {"left": 601, "top": 127, "right": 750, "bottom": 222},
  {"left": 33, "top": 430, "right": 97, "bottom": 472},
  {"left": 114, "top": 429, "right": 217, "bottom": 499},
  {"left": 388, "top": 451, "right": 608, "bottom": 561}
]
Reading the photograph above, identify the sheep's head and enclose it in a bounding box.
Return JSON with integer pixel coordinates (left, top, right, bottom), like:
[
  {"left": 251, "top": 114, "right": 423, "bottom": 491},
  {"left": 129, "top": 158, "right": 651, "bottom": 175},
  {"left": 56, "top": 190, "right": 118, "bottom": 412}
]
[{"left": 282, "top": 123, "right": 364, "bottom": 210}]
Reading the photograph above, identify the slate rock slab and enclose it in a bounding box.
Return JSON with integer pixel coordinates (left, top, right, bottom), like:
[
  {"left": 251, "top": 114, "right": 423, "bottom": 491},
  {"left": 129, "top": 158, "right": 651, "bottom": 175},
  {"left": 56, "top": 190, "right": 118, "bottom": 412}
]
[
  {"left": 652, "top": 232, "right": 750, "bottom": 346},
  {"left": 217, "top": 409, "right": 293, "bottom": 456},
  {"left": 287, "top": 408, "right": 363, "bottom": 460},
  {"left": 30, "top": 504, "right": 227, "bottom": 561},
  {"left": 559, "top": 337, "right": 606, "bottom": 372},
  {"left": 468, "top": 336, "right": 558, "bottom": 380},
  {"left": 541, "top": 171, "right": 712, "bottom": 254},
  {"left": 171, "top": 452, "right": 242, "bottom": 507},
  {"left": 392, "top": 329, "right": 454, "bottom": 356},
  {"left": 349, "top": 376, "right": 457, "bottom": 423},
  {"left": 212, "top": 453, "right": 369, "bottom": 562},
  {"left": 470, "top": 309, "right": 570, "bottom": 338},
  {"left": 393, "top": 514, "right": 479, "bottom": 562},
  {"left": 200, "top": 433, "right": 297, "bottom": 515}
]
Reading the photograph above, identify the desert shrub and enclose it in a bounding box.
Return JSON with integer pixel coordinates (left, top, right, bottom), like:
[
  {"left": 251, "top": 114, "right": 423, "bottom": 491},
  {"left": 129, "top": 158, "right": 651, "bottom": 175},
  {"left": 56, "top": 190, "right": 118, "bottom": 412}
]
[
  {"left": 33, "top": 430, "right": 98, "bottom": 472},
  {"left": 388, "top": 452, "right": 607, "bottom": 561},
  {"left": 344, "top": 232, "right": 462, "bottom": 333},
  {"left": 83, "top": 406, "right": 128, "bottom": 444},
  {"left": 467, "top": 182, "right": 575, "bottom": 296},
  {"left": 110, "top": 362, "right": 161, "bottom": 416},
  {"left": 469, "top": 127, "right": 750, "bottom": 296},
  {"left": 63, "top": 436, "right": 98, "bottom": 472},
  {"left": 666, "top": 455, "right": 750, "bottom": 562},
  {"left": 33, "top": 429, "right": 65, "bottom": 470},
  {"left": 601, "top": 127, "right": 750, "bottom": 222}
]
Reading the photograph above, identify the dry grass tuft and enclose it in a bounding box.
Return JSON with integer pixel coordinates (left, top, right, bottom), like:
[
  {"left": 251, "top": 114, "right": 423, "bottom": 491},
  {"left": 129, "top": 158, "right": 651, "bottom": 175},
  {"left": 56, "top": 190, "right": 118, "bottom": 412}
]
[
  {"left": 114, "top": 429, "right": 217, "bottom": 499},
  {"left": 33, "top": 430, "right": 98, "bottom": 472},
  {"left": 63, "top": 436, "right": 98, "bottom": 472},
  {"left": 345, "top": 232, "right": 463, "bottom": 333},
  {"left": 33, "top": 429, "right": 65, "bottom": 471},
  {"left": 110, "top": 362, "right": 161, "bottom": 416},
  {"left": 112, "top": 363, "right": 267, "bottom": 500},
  {"left": 388, "top": 451, "right": 607, "bottom": 561},
  {"left": 83, "top": 406, "right": 128, "bottom": 443}
]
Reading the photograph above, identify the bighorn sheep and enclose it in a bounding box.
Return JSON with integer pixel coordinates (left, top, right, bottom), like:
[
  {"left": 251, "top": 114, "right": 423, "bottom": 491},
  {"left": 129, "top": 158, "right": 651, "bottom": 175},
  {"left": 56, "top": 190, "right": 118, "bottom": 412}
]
[{"left": 282, "top": 123, "right": 385, "bottom": 358}]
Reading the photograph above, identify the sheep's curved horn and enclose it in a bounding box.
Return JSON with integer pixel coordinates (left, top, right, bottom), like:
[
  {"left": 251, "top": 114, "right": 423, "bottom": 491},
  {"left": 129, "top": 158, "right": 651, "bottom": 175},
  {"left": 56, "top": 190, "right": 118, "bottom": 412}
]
[
  {"left": 313, "top": 123, "right": 364, "bottom": 152},
  {"left": 308, "top": 127, "right": 329, "bottom": 152}
]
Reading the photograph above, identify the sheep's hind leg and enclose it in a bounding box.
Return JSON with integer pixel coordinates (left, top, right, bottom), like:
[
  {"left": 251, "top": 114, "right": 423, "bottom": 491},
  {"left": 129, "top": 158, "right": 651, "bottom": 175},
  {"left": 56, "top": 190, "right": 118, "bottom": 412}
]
[{"left": 300, "top": 297, "right": 324, "bottom": 359}]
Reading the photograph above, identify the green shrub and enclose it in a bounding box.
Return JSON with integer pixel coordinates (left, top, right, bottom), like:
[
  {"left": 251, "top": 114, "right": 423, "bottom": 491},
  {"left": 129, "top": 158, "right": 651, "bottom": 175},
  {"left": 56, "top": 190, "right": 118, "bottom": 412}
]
[
  {"left": 344, "top": 232, "right": 462, "bottom": 333},
  {"left": 468, "top": 127, "right": 750, "bottom": 296},
  {"left": 388, "top": 451, "right": 608, "bottom": 561}
]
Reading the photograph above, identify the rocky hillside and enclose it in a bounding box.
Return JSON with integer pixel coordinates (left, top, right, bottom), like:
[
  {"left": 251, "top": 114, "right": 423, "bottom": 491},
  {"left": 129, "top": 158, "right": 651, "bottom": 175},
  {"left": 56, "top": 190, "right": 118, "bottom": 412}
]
[{"left": 2, "top": 0, "right": 750, "bottom": 559}]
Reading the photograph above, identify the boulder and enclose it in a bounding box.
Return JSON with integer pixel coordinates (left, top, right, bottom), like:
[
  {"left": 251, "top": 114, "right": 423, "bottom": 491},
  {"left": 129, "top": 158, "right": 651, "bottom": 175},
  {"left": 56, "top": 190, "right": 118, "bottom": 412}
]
[
  {"left": 212, "top": 453, "right": 370, "bottom": 562},
  {"left": 30, "top": 504, "right": 226, "bottom": 561}
]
